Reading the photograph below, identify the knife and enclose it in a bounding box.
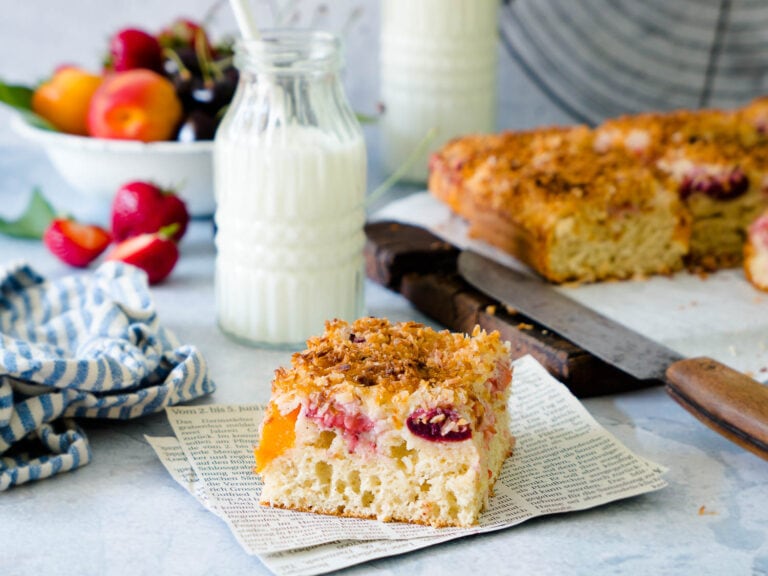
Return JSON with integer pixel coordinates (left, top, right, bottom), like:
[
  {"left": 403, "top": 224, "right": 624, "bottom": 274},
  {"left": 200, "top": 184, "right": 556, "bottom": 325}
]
[
  {"left": 458, "top": 249, "right": 768, "bottom": 461},
  {"left": 364, "top": 220, "right": 647, "bottom": 395}
]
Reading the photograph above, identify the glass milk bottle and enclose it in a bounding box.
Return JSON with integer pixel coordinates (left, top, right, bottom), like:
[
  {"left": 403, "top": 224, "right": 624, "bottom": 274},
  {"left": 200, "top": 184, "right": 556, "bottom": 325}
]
[
  {"left": 214, "top": 30, "right": 366, "bottom": 348},
  {"left": 380, "top": 0, "right": 499, "bottom": 182}
]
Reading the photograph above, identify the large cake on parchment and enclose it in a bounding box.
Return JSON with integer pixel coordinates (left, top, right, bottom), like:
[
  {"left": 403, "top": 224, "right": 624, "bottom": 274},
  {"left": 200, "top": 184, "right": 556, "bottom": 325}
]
[
  {"left": 254, "top": 317, "right": 513, "bottom": 527},
  {"left": 429, "top": 97, "right": 768, "bottom": 284}
]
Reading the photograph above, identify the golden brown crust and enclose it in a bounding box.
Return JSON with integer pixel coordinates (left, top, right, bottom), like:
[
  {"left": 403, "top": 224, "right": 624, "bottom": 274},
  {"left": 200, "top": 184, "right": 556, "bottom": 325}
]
[
  {"left": 594, "top": 108, "right": 740, "bottom": 158},
  {"left": 428, "top": 126, "right": 592, "bottom": 212},
  {"left": 272, "top": 317, "right": 510, "bottom": 400}
]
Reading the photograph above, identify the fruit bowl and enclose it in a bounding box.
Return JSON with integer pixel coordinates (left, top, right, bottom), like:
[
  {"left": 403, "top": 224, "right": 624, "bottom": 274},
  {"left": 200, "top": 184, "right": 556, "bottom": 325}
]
[{"left": 11, "top": 115, "right": 215, "bottom": 217}]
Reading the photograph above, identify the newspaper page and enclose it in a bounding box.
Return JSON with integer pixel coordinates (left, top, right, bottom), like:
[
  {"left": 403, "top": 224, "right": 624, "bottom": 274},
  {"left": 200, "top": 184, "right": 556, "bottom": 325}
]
[
  {"left": 145, "top": 436, "right": 217, "bottom": 513},
  {"left": 148, "top": 355, "right": 667, "bottom": 575},
  {"left": 146, "top": 435, "right": 460, "bottom": 576}
]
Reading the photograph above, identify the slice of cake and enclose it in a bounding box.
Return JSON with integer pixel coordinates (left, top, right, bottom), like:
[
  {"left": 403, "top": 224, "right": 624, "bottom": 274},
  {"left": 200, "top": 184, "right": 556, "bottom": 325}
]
[
  {"left": 432, "top": 139, "right": 691, "bottom": 284},
  {"left": 593, "top": 107, "right": 767, "bottom": 270},
  {"left": 656, "top": 139, "right": 765, "bottom": 270},
  {"left": 254, "top": 317, "right": 514, "bottom": 527},
  {"left": 745, "top": 208, "right": 768, "bottom": 291}
]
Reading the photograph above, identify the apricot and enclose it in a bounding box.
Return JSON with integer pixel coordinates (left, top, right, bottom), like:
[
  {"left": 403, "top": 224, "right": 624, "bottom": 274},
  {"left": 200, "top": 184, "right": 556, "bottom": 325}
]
[
  {"left": 32, "top": 67, "right": 103, "bottom": 135},
  {"left": 254, "top": 406, "right": 300, "bottom": 473},
  {"left": 87, "top": 69, "right": 182, "bottom": 142}
]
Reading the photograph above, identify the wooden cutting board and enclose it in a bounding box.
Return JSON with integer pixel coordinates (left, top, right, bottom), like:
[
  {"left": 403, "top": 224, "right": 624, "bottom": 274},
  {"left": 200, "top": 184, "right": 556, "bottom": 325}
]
[{"left": 365, "top": 220, "right": 649, "bottom": 398}]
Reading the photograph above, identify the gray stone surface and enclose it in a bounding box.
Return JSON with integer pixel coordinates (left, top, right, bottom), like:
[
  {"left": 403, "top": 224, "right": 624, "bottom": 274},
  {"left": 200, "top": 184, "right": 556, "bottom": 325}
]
[{"left": 1, "top": 3, "right": 767, "bottom": 576}]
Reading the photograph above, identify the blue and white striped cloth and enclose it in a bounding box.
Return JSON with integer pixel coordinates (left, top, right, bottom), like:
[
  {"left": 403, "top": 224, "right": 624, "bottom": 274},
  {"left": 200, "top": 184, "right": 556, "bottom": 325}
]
[{"left": 0, "top": 261, "right": 215, "bottom": 490}]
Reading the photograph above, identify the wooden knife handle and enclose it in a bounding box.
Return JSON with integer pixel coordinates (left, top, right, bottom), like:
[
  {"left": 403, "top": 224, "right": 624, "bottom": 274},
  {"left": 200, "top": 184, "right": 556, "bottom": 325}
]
[{"left": 666, "top": 357, "right": 768, "bottom": 460}]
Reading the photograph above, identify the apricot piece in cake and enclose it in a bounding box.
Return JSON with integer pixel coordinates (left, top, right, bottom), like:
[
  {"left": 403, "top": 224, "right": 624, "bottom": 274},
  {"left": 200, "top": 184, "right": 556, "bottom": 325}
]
[{"left": 254, "top": 405, "right": 299, "bottom": 473}]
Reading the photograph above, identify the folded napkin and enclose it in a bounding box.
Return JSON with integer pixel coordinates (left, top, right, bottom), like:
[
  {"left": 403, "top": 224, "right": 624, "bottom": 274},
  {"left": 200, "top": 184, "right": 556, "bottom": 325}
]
[{"left": 0, "top": 261, "right": 216, "bottom": 490}]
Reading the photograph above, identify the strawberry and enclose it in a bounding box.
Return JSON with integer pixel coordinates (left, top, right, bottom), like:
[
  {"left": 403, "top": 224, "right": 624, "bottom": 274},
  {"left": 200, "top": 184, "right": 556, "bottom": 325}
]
[
  {"left": 106, "top": 225, "right": 180, "bottom": 284},
  {"left": 110, "top": 181, "right": 189, "bottom": 242},
  {"left": 43, "top": 218, "right": 112, "bottom": 268},
  {"left": 106, "top": 28, "right": 164, "bottom": 73}
]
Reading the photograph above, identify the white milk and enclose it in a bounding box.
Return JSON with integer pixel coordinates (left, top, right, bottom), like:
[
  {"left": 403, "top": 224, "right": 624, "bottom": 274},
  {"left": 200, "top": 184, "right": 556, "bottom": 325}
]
[
  {"left": 214, "top": 125, "right": 366, "bottom": 347},
  {"left": 380, "top": 0, "right": 499, "bottom": 182}
]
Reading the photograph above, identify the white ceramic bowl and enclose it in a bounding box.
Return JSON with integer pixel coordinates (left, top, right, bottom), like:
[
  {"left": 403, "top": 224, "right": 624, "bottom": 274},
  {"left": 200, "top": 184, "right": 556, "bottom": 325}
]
[{"left": 11, "top": 115, "right": 215, "bottom": 217}]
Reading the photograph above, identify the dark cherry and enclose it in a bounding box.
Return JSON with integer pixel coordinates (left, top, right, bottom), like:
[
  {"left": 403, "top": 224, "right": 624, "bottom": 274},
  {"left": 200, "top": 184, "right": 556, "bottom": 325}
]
[
  {"left": 176, "top": 110, "right": 219, "bottom": 142},
  {"left": 407, "top": 407, "right": 472, "bottom": 442},
  {"left": 172, "top": 74, "right": 196, "bottom": 111},
  {"left": 189, "top": 77, "right": 236, "bottom": 115},
  {"left": 723, "top": 169, "right": 750, "bottom": 199},
  {"left": 222, "top": 65, "right": 239, "bottom": 87},
  {"left": 681, "top": 175, "right": 726, "bottom": 200},
  {"left": 679, "top": 168, "right": 749, "bottom": 201},
  {"left": 218, "top": 66, "right": 239, "bottom": 105}
]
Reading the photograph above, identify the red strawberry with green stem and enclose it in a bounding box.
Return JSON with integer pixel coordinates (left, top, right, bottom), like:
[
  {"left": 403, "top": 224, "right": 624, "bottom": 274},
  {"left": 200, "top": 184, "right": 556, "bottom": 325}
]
[
  {"left": 43, "top": 217, "right": 112, "bottom": 268},
  {"left": 111, "top": 180, "right": 189, "bottom": 242},
  {"left": 106, "top": 224, "right": 180, "bottom": 285},
  {"left": 106, "top": 28, "right": 164, "bottom": 73}
]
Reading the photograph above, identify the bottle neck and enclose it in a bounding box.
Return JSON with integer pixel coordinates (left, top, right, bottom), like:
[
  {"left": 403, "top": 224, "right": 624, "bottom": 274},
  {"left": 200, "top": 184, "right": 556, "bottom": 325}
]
[{"left": 234, "top": 29, "right": 343, "bottom": 77}]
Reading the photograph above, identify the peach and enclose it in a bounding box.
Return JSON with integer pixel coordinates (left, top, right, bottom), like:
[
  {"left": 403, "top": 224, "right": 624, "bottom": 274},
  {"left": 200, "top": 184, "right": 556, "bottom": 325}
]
[
  {"left": 87, "top": 69, "right": 182, "bottom": 142},
  {"left": 32, "top": 67, "right": 103, "bottom": 135}
]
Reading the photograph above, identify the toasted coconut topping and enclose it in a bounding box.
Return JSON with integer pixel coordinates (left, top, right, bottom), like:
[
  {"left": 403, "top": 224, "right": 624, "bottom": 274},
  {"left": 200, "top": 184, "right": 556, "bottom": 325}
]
[{"left": 271, "top": 318, "right": 510, "bottom": 400}]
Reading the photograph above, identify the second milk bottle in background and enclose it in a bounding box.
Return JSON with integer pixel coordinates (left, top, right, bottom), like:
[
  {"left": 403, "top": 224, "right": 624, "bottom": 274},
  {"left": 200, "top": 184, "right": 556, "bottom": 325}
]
[
  {"left": 214, "top": 30, "right": 366, "bottom": 348},
  {"left": 379, "top": 0, "right": 499, "bottom": 182}
]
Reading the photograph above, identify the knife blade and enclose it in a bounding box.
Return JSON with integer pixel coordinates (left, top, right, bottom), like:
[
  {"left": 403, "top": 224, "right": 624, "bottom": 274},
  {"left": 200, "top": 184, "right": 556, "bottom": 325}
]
[{"left": 458, "top": 249, "right": 768, "bottom": 460}]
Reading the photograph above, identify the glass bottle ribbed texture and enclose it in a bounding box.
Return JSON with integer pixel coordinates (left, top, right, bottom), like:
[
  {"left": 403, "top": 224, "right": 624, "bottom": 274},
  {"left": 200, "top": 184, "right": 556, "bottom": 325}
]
[{"left": 214, "top": 30, "right": 366, "bottom": 348}]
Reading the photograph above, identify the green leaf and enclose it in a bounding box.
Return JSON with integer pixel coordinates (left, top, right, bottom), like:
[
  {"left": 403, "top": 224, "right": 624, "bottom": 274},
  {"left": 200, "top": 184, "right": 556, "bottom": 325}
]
[
  {"left": 0, "top": 79, "right": 59, "bottom": 131},
  {"left": 16, "top": 108, "right": 58, "bottom": 131},
  {"left": 0, "top": 80, "right": 33, "bottom": 111},
  {"left": 0, "top": 188, "right": 57, "bottom": 239}
]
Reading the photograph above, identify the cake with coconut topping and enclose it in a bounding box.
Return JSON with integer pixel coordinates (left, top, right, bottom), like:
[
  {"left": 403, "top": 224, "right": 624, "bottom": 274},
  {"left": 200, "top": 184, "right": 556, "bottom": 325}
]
[
  {"left": 429, "top": 97, "right": 768, "bottom": 284},
  {"left": 254, "top": 317, "right": 514, "bottom": 527}
]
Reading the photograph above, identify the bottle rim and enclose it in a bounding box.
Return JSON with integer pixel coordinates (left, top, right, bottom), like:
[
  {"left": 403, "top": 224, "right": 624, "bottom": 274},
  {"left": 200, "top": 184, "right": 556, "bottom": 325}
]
[{"left": 234, "top": 29, "right": 343, "bottom": 73}]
